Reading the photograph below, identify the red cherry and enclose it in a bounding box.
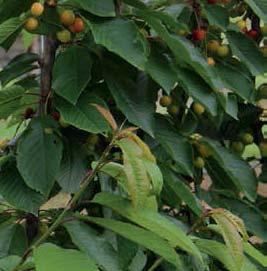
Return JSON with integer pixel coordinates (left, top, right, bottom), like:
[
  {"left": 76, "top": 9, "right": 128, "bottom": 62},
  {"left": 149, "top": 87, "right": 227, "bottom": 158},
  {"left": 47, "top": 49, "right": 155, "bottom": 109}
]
[
  {"left": 192, "top": 29, "right": 206, "bottom": 41},
  {"left": 246, "top": 29, "right": 259, "bottom": 40},
  {"left": 24, "top": 107, "right": 35, "bottom": 119},
  {"left": 207, "top": 0, "right": 217, "bottom": 4},
  {"left": 51, "top": 111, "right": 60, "bottom": 121},
  {"left": 69, "top": 17, "right": 85, "bottom": 33}
]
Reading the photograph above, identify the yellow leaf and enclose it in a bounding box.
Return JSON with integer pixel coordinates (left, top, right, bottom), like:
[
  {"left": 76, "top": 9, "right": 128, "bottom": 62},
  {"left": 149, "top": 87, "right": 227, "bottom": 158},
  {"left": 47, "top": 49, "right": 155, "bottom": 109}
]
[
  {"left": 41, "top": 192, "right": 71, "bottom": 210},
  {"left": 211, "top": 211, "right": 244, "bottom": 271}
]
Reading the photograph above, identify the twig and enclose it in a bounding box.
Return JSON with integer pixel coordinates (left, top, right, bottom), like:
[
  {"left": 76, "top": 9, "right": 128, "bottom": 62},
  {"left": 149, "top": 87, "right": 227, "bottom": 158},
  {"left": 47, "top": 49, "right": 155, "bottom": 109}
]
[
  {"left": 148, "top": 257, "right": 163, "bottom": 271},
  {"left": 187, "top": 211, "right": 209, "bottom": 235}
]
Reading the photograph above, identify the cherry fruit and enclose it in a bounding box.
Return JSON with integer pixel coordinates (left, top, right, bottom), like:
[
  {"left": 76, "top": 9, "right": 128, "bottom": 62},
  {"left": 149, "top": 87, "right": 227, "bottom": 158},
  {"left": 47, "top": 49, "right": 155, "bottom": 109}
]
[
  {"left": 60, "top": 10, "right": 75, "bottom": 26},
  {"left": 159, "top": 96, "right": 172, "bottom": 107},
  {"left": 192, "top": 29, "right": 206, "bottom": 41},
  {"left": 31, "top": 2, "right": 44, "bottom": 17},
  {"left": 24, "top": 17, "right": 39, "bottom": 31}
]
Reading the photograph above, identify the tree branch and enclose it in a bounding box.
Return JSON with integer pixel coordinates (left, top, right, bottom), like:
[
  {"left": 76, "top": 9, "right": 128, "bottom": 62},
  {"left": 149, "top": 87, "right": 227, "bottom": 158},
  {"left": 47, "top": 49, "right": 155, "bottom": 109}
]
[
  {"left": 115, "top": 0, "right": 122, "bottom": 16},
  {"left": 39, "top": 36, "right": 57, "bottom": 115}
]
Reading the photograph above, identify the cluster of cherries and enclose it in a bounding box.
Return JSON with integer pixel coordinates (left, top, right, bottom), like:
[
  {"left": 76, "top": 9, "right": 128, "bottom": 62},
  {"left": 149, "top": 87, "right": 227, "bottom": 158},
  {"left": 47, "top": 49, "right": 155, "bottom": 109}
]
[
  {"left": 159, "top": 95, "right": 205, "bottom": 119},
  {"left": 188, "top": 0, "right": 267, "bottom": 65},
  {"left": 158, "top": 95, "right": 207, "bottom": 169},
  {"left": 24, "top": 1, "right": 85, "bottom": 43}
]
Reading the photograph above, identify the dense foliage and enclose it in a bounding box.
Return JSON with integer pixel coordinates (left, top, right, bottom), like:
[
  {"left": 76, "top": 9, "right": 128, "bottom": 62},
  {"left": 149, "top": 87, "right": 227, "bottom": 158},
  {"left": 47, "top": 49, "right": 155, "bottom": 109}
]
[{"left": 0, "top": 0, "right": 267, "bottom": 270}]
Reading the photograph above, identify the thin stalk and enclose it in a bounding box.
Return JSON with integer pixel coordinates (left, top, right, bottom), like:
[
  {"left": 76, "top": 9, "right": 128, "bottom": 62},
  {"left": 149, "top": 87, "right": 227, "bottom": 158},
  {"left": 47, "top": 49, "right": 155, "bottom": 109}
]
[
  {"left": 187, "top": 211, "right": 209, "bottom": 235},
  {"left": 147, "top": 257, "right": 163, "bottom": 271}
]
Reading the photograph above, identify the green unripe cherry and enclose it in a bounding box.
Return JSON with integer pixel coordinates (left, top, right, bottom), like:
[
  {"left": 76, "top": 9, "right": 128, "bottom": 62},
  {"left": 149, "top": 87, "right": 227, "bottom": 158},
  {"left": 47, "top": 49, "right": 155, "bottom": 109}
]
[
  {"left": 197, "top": 144, "right": 212, "bottom": 158},
  {"left": 241, "top": 133, "right": 254, "bottom": 145},
  {"left": 193, "top": 102, "right": 205, "bottom": 115},
  {"left": 217, "top": 45, "right": 230, "bottom": 57},
  {"left": 56, "top": 30, "right": 71, "bottom": 43},
  {"left": 168, "top": 105, "right": 179, "bottom": 116},
  {"left": 231, "top": 141, "right": 245, "bottom": 154},
  {"left": 159, "top": 95, "right": 172, "bottom": 107},
  {"left": 194, "top": 157, "right": 205, "bottom": 169},
  {"left": 207, "top": 40, "right": 220, "bottom": 54}
]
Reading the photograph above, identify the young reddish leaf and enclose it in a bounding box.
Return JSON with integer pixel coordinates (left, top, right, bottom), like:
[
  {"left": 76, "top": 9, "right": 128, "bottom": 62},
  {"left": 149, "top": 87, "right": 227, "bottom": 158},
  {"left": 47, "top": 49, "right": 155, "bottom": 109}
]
[{"left": 91, "top": 103, "right": 118, "bottom": 131}]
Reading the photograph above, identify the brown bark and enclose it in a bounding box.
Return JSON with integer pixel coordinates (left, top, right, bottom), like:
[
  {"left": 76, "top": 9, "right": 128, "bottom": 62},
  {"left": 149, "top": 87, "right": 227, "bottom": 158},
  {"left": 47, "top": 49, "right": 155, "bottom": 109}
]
[{"left": 39, "top": 36, "right": 57, "bottom": 115}]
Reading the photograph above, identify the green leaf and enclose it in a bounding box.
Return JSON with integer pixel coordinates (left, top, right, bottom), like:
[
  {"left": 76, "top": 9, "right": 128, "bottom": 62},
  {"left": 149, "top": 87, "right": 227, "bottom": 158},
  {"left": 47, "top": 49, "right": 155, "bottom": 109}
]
[
  {"left": 17, "top": 117, "right": 63, "bottom": 196},
  {"left": 211, "top": 212, "right": 244, "bottom": 270},
  {"left": 65, "top": 221, "right": 122, "bottom": 271},
  {"left": 89, "top": 18, "right": 149, "bottom": 70},
  {"left": 60, "top": 0, "right": 115, "bottom": 17},
  {"left": 0, "top": 255, "right": 21, "bottom": 271},
  {"left": 34, "top": 243, "right": 99, "bottom": 271},
  {"left": 104, "top": 58, "right": 156, "bottom": 136},
  {"left": 143, "top": 159, "right": 163, "bottom": 195},
  {"left": 0, "top": 17, "right": 23, "bottom": 50},
  {"left": 216, "top": 61, "right": 255, "bottom": 101},
  {"left": 116, "top": 236, "right": 142, "bottom": 271},
  {"left": 128, "top": 250, "right": 147, "bottom": 271},
  {"left": 117, "top": 138, "right": 151, "bottom": 207},
  {"left": 202, "top": 138, "right": 258, "bottom": 201},
  {"left": 0, "top": 222, "right": 27, "bottom": 258},
  {"left": 74, "top": 215, "right": 183, "bottom": 268},
  {"left": 161, "top": 166, "right": 202, "bottom": 216},
  {"left": 175, "top": 67, "right": 218, "bottom": 116},
  {"left": 194, "top": 238, "right": 236, "bottom": 271},
  {"left": 203, "top": 5, "right": 229, "bottom": 30},
  {"left": 95, "top": 162, "right": 128, "bottom": 192},
  {"left": 194, "top": 238, "right": 258, "bottom": 271},
  {"left": 5, "top": 223, "right": 27, "bottom": 258},
  {"left": 0, "top": 161, "right": 44, "bottom": 214},
  {"left": 0, "top": 85, "right": 26, "bottom": 119},
  {"left": 57, "top": 141, "right": 88, "bottom": 193},
  {"left": 244, "top": 242, "right": 267, "bottom": 267},
  {"left": 225, "top": 95, "right": 238, "bottom": 120},
  {"left": 0, "top": 0, "right": 34, "bottom": 24},
  {"left": 55, "top": 93, "right": 110, "bottom": 134},
  {"left": 0, "top": 53, "right": 39, "bottom": 86},
  {"left": 226, "top": 31, "right": 266, "bottom": 76},
  {"left": 212, "top": 197, "right": 267, "bottom": 242},
  {"left": 216, "top": 93, "right": 238, "bottom": 120},
  {"left": 244, "top": 0, "right": 267, "bottom": 22},
  {"left": 92, "top": 192, "right": 203, "bottom": 262},
  {"left": 154, "top": 116, "right": 194, "bottom": 176},
  {"left": 145, "top": 48, "right": 177, "bottom": 94},
  {"left": 53, "top": 46, "right": 92, "bottom": 105}
]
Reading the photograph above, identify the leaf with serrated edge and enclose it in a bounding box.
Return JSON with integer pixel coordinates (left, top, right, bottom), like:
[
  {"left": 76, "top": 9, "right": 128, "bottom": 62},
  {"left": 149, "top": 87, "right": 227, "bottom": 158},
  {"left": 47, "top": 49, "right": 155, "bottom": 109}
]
[
  {"left": 74, "top": 215, "right": 183, "bottom": 268},
  {"left": 92, "top": 192, "right": 203, "bottom": 263},
  {"left": 211, "top": 211, "right": 244, "bottom": 270}
]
